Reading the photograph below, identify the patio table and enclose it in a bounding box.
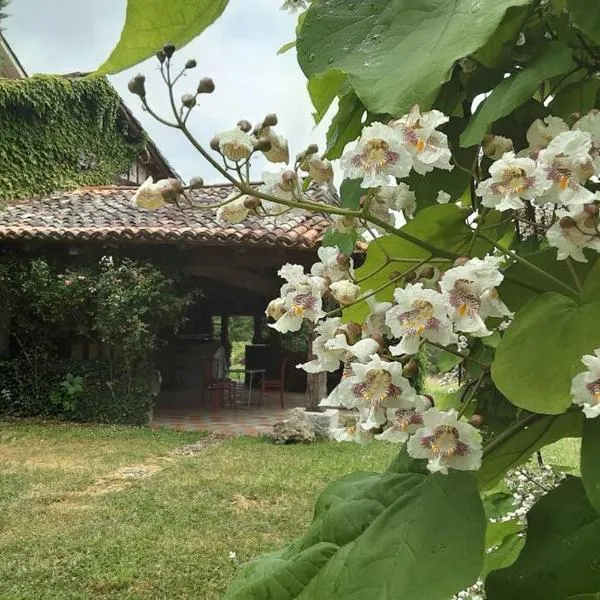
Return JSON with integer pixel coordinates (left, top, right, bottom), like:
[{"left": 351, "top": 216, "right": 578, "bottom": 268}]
[{"left": 227, "top": 368, "right": 266, "bottom": 407}]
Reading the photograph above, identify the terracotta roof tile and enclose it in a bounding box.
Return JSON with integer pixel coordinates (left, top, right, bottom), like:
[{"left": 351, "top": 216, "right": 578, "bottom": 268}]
[{"left": 0, "top": 184, "right": 338, "bottom": 249}]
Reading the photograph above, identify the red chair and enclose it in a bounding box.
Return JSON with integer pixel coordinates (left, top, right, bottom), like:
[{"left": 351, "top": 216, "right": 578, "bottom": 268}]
[
  {"left": 260, "top": 358, "right": 287, "bottom": 408},
  {"left": 202, "top": 358, "right": 236, "bottom": 411}
]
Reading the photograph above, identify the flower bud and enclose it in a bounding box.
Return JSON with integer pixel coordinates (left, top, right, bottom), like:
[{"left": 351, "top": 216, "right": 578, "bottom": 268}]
[
  {"left": 342, "top": 322, "right": 362, "bottom": 345},
  {"left": 237, "top": 119, "right": 252, "bottom": 133},
  {"left": 156, "top": 50, "right": 166, "bottom": 64},
  {"left": 584, "top": 203, "right": 600, "bottom": 217},
  {"left": 336, "top": 253, "right": 351, "bottom": 268},
  {"left": 279, "top": 170, "right": 297, "bottom": 192},
  {"left": 305, "top": 143, "right": 319, "bottom": 155},
  {"left": 185, "top": 59, "right": 197, "bottom": 69},
  {"left": 404, "top": 270, "right": 418, "bottom": 284},
  {"left": 266, "top": 298, "right": 286, "bottom": 320},
  {"left": 210, "top": 136, "right": 221, "bottom": 152},
  {"left": 197, "top": 77, "right": 215, "bottom": 94},
  {"left": 402, "top": 360, "right": 419, "bottom": 378},
  {"left": 253, "top": 137, "right": 272, "bottom": 153},
  {"left": 330, "top": 281, "right": 361, "bottom": 305},
  {"left": 159, "top": 178, "right": 184, "bottom": 203},
  {"left": 163, "top": 43, "right": 176, "bottom": 58},
  {"left": 453, "top": 256, "right": 470, "bottom": 267},
  {"left": 423, "top": 394, "right": 435, "bottom": 407},
  {"left": 243, "top": 196, "right": 262, "bottom": 210},
  {"left": 560, "top": 216, "right": 577, "bottom": 229},
  {"left": 127, "top": 74, "right": 146, "bottom": 97},
  {"left": 263, "top": 113, "right": 278, "bottom": 127},
  {"left": 584, "top": 215, "right": 599, "bottom": 230},
  {"left": 181, "top": 93, "right": 196, "bottom": 108},
  {"left": 419, "top": 266, "right": 435, "bottom": 280},
  {"left": 189, "top": 177, "right": 204, "bottom": 189},
  {"left": 482, "top": 134, "right": 514, "bottom": 160},
  {"left": 468, "top": 414, "right": 484, "bottom": 429}
]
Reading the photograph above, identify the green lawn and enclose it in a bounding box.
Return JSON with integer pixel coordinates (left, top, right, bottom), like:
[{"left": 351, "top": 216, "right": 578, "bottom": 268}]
[{"left": 0, "top": 420, "right": 396, "bottom": 600}]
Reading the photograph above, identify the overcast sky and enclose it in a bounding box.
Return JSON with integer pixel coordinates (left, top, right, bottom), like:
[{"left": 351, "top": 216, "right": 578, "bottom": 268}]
[{"left": 4, "top": 0, "right": 329, "bottom": 183}]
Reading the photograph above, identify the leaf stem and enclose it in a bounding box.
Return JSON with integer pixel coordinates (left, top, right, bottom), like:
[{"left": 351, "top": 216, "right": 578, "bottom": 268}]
[{"left": 482, "top": 412, "right": 543, "bottom": 458}]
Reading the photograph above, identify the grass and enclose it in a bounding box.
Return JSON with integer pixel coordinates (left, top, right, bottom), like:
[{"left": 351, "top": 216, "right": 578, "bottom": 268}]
[{"left": 0, "top": 420, "right": 396, "bottom": 600}]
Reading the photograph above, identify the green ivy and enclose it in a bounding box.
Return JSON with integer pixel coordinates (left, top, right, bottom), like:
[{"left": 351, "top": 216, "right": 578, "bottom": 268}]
[{"left": 0, "top": 74, "right": 144, "bottom": 200}]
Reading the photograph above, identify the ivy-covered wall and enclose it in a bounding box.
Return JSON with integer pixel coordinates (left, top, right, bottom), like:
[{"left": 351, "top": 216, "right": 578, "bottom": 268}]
[{"left": 0, "top": 74, "right": 145, "bottom": 200}]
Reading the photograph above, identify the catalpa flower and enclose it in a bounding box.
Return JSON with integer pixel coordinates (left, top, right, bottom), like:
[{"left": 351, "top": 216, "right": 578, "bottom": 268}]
[
  {"left": 297, "top": 317, "right": 343, "bottom": 373},
  {"left": 386, "top": 283, "right": 457, "bottom": 355},
  {"left": 537, "top": 130, "right": 595, "bottom": 207},
  {"left": 332, "top": 354, "right": 417, "bottom": 430},
  {"left": 323, "top": 334, "right": 381, "bottom": 364},
  {"left": 390, "top": 105, "right": 453, "bottom": 175},
  {"left": 523, "top": 116, "right": 569, "bottom": 157},
  {"left": 375, "top": 395, "right": 432, "bottom": 443},
  {"left": 571, "top": 348, "right": 600, "bottom": 418},
  {"left": 132, "top": 177, "right": 168, "bottom": 210},
  {"left": 340, "top": 122, "right": 412, "bottom": 188},
  {"left": 218, "top": 128, "right": 254, "bottom": 162},
  {"left": 216, "top": 195, "right": 249, "bottom": 224},
  {"left": 440, "top": 256, "right": 512, "bottom": 337},
  {"left": 329, "top": 280, "right": 361, "bottom": 305},
  {"left": 475, "top": 152, "right": 551, "bottom": 212},
  {"left": 310, "top": 246, "right": 353, "bottom": 283},
  {"left": 364, "top": 295, "right": 393, "bottom": 338},
  {"left": 330, "top": 415, "right": 373, "bottom": 444},
  {"left": 407, "top": 408, "right": 482, "bottom": 474},
  {"left": 268, "top": 264, "right": 326, "bottom": 333},
  {"left": 573, "top": 110, "right": 600, "bottom": 173},
  {"left": 546, "top": 206, "right": 600, "bottom": 262},
  {"left": 394, "top": 182, "right": 417, "bottom": 218}
]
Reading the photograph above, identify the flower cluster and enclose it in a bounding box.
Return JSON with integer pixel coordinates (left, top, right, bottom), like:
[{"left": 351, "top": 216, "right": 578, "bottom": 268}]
[
  {"left": 476, "top": 111, "right": 600, "bottom": 263},
  {"left": 265, "top": 248, "right": 513, "bottom": 474}
]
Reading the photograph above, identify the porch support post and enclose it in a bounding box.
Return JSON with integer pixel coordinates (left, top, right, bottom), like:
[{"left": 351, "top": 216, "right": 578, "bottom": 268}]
[{"left": 252, "top": 313, "right": 264, "bottom": 344}]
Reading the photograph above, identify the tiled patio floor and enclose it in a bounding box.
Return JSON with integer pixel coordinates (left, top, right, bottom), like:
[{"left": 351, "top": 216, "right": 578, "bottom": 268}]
[{"left": 151, "top": 389, "right": 306, "bottom": 436}]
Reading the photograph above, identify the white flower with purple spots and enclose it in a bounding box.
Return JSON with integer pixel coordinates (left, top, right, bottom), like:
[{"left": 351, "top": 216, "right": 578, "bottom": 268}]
[
  {"left": 340, "top": 122, "right": 412, "bottom": 188},
  {"left": 268, "top": 264, "right": 327, "bottom": 333},
  {"left": 407, "top": 408, "right": 482, "bottom": 474},
  {"left": 546, "top": 206, "right": 600, "bottom": 262},
  {"left": 390, "top": 105, "right": 453, "bottom": 175},
  {"left": 217, "top": 127, "right": 254, "bottom": 162},
  {"left": 475, "top": 152, "right": 551, "bottom": 212},
  {"left": 537, "top": 130, "right": 595, "bottom": 207},
  {"left": 297, "top": 317, "right": 343, "bottom": 374},
  {"left": 364, "top": 295, "right": 393, "bottom": 338},
  {"left": 375, "top": 395, "right": 432, "bottom": 443},
  {"left": 332, "top": 355, "right": 417, "bottom": 430},
  {"left": 386, "top": 283, "right": 457, "bottom": 355},
  {"left": 523, "top": 116, "right": 569, "bottom": 157},
  {"left": 571, "top": 348, "right": 600, "bottom": 419},
  {"left": 440, "top": 256, "right": 512, "bottom": 337}
]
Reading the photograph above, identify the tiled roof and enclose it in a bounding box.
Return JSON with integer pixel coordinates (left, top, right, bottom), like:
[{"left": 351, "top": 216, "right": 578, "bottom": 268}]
[{"left": 0, "top": 184, "right": 337, "bottom": 249}]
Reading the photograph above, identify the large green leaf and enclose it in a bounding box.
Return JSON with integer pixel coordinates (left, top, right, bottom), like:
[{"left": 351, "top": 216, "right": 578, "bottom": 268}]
[
  {"left": 307, "top": 69, "right": 347, "bottom": 125},
  {"left": 492, "top": 292, "right": 600, "bottom": 414},
  {"left": 298, "top": 472, "right": 485, "bottom": 600},
  {"left": 482, "top": 532, "right": 524, "bottom": 579},
  {"left": 500, "top": 248, "right": 596, "bottom": 312},
  {"left": 324, "top": 90, "right": 365, "bottom": 159},
  {"left": 223, "top": 543, "right": 339, "bottom": 600},
  {"left": 343, "top": 204, "right": 470, "bottom": 324},
  {"left": 549, "top": 76, "right": 600, "bottom": 120},
  {"left": 98, "top": 0, "right": 229, "bottom": 74},
  {"left": 460, "top": 42, "right": 574, "bottom": 147},
  {"left": 297, "top": 0, "right": 531, "bottom": 116},
  {"left": 568, "top": 0, "right": 600, "bottom": 45},
  {"left": 486, "top": 477, "right": 600, "bottom": 599},
  {"left": 581, "top": 418, "right": 600, "bottom": 514},
  {"left": 478, "top": 412, "right": 583, "bottom": 489}
]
